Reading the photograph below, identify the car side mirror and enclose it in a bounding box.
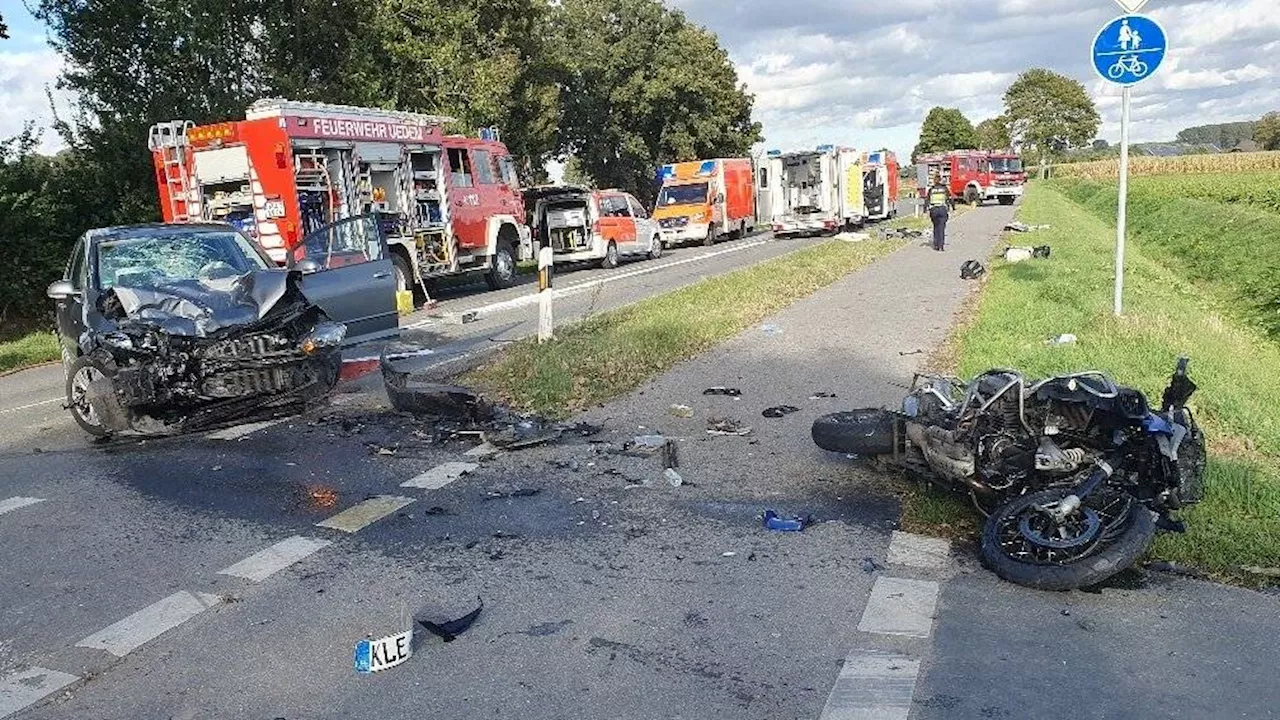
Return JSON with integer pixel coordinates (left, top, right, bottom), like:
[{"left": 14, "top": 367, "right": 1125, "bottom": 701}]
[
  {"left": 47, "top": 279, "right": 77, "bottom": 299},
  {"left": 295, "top": 258, "right": 323, "bottom": 275}
]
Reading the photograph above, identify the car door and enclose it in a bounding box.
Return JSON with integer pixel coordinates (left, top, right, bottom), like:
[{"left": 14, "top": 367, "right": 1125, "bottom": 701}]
[
  {"left": 291, "top": 214, "right": 399, "bottom": 345},
  {"left": 55, "top": 235, "right": 89, "bottom": 362},
  {"left": 597, "top": 194, "right": 636, "bottom": 251},
  {"left": 445, "top": 144, "right": 485, "bottom": 250},
  {"left": 626, "top": 195, "right": 655, "bottom": 254}
]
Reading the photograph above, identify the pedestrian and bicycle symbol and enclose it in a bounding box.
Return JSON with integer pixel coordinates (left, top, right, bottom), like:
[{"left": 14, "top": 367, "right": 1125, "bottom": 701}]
[{"left": 1092, "top": 14, "right": 1167, "bottom": 86}]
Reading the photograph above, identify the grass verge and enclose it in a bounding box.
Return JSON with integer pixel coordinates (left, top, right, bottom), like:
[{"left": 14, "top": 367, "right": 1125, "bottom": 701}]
[
  {"left": 902, "top": 182, "right": 1280, "bottom": 585},
  {"left": 464, "top": 236, "right": 904, "bottom": 418},
  {"left": 0, "top": 329, "right": 61, "bottom": 374}
]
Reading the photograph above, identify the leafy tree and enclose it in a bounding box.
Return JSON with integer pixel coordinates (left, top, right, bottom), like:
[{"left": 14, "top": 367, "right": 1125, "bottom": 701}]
[
  {"left": 554, "top": 0, "right": 760, "bottom": 202},
  {"left": 1003, "top": 69, "right": 1099, "bottom": 172},
  {"left": 1092, "top": 138, "right": 1110, "bottom": 150},
  {"left": 912, "top": 107, "right": 977, "bottom": 159},
  {"left": 1177, "top": 121, "right": 1257, "bottom": 149},
  {"left": 561, "top": 155, "right": 594, "bottom": 187},
  {"left": 975, "top": 117, "right": 1010, "bottom": 150},
  {"left": 1, "top": 11, "right": 9, "bottom": 39},
  {"left": 1254, "top": 112, "right": 1280, "bottom": 151}
]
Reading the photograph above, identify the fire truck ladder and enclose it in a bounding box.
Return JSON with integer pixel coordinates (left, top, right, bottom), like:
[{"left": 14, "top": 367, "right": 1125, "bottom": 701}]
[{"left": 147, "top": 120, "right": 197, "bottom": 222}]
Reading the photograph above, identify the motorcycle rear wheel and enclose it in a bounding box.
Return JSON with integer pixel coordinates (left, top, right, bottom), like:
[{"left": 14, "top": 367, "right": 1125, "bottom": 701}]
[
  {"left": 981, "top": 487, "right": 1154, "bottom": 591},
  {"left": 811, "top": 409, "right": 896, "bottom": 456}
]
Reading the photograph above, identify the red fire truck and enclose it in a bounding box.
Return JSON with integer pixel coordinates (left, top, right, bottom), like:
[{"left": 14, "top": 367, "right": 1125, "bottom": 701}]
[
  {"left": 915, "top": 150, "right": 1025, "bottom": 206},
  {"left": 148, "top": 99, "right": 532, "bottom": 293}
]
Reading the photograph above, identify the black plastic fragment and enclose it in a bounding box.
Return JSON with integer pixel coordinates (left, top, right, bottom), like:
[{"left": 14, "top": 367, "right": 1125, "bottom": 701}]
[{"left": 762, "top": 405, "right": 801, "bottom": 418}]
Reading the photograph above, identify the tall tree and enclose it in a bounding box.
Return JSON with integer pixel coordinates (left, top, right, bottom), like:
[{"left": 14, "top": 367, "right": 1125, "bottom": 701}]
[
  {"left": 1177, "top": 121, "right": 1257, "bottom": 149},
  {"left": 1253, "top": 112, "right": 1280, "bottom": 151},
  {"left": 912, "top": 107, "right": 977, "bottom": 160},
  {"left": 554, "top": 0, "right": 760, "bottom": 201},
  {"left": 975, "top": 117, "right": 1011, "bottom": 150},
  {"left": 1, "top": 11, "right": 9, "bottom": 39},
  {"left": 1002, "top": 69, "right": 1099, "bottom": 173}
]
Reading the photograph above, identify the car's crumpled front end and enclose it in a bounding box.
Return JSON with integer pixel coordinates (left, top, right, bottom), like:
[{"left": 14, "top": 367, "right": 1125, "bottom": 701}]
[{"left": 85, "top": 269, "right": 345, "bottom": 434}]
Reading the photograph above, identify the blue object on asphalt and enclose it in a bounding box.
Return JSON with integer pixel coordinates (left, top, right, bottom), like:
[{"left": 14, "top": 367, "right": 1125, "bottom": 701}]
[
  {"left": 763, "top": 510, "right": 811, "bottom": 532},
  {"left": 354, "top": 639, "right": 372, "bottom": 673}
]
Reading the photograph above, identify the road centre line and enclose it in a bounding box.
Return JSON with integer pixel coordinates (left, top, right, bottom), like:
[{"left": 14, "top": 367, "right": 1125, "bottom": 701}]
[
  {"left": 404, "top": 236, "right": 775, "bottom": 329},
  {"left": 75, "top": 591, "right": 223, "bottom": 657},
  {"left": 217, "top": 536, "right": 332, "bottom": 583},
  {"left": 856, "top": 576, "right": 940, "bottom": 639},
  {"left": 0, "top": 397, "right": 62, "bottom": 416},
  {"left": 818, "top": 651, "right": 921, "bottom": 720},
  {"left": 886, "top": 531, "right": 952, "bottom": 569},
  {"left": 0, "top": 666, "right": 80, "bottom": 719},
  {"left": 205, "top": 418, "right": 288, "bottom": 441},
  {"left": 0, "top": 497, "right": 45, "bottom": 516},
  {"left": 401, "top": 462, "right": 478, "bottom": 490},
  {"left": 315, "top": 495, "right": 415, "bottom": 533}
]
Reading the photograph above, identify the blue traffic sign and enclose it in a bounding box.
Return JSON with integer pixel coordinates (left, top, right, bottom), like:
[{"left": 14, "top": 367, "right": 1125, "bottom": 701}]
[{"left": 1093, "top": 14, "right": 1166, "bottom": 86}]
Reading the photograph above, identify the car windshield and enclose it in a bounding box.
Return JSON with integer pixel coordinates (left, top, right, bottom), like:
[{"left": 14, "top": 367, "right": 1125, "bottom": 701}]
[
  {"left": 990, "top": 158, "right": 1023, "bottom": 173},
  {"left": 96, "top": 229, "right": 270, "bottom": 290},
  {"left": 657, "top": 183, "right": 708, "bottom": 206}
]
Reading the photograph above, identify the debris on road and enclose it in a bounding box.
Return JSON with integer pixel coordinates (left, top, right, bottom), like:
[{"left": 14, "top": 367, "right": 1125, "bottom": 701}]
[
  {"left": 762, "top": 510, "right": 811, "bottom": 532},
  {"left": 760, "top": 323, "right": 783, "bottom": 336},
  {"left": 810, "top": 392, "right": 838, "bottom": 399},
  {"left": 465, "top": 442, "right": 501, "bottom": 459},
  {"left": 382, "top": 348, "right": 495, "bottom": 422},
  {"left": 668, "top": 404, "right": 694, "bottom": 418},
  {"left": 722, "top": 551, "right": 737, "bottom": 557},
  {"left": 664, "top": 468, "right": 684, "bottom": 487},
  {"left": 1004, "top": 245, "right": 1052, "bottom": 263},
  {"left": 762, "top": 405, "right": 800, "bottom": 418},
  {"left": 483, "top": 488, "right": 542, "bottom": 501},
  {"left": 707, "top": 416, "right": 752, "bottom": 436},
  {"left": 899, "top": 349, "right": 924, "bottom": 356},
  {"left": 860, "top": 557, "right": 884, "bottom": 573},
  {"left": 836, "top": 231, "right": 871, "bottom": 243},
  {"left": 703, "top": 387, "right": 742, "bottom": 397},
  {"left": 416, "top": 598, "right": 484, "bottom": 643},
  {"left": 1005, "top": 222, "right": 1051, "bottom": 232},
  {"left": 881, "top": 227, "right": 924, "bottom": 240},
  {"left": 662, "top": 440, "right": 679, "bottom": 469},
  {"left": 354, "top": 629, "right": 414, "bottom": 673},
  {"left": 960, "top": 260, "right": 986, "bottom": 280},
  {"left": 1046, "top": 333, "right": 1078, "bottom": 346}
]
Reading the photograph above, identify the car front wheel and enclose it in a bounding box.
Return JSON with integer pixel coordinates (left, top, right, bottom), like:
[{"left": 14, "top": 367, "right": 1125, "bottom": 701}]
[{"left": 66, "top": 355, "right": 112, "bottom": 437}]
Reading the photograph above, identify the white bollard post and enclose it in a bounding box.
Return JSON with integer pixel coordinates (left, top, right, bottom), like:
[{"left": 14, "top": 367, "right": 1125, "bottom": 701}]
[{"left": 537, "top": 246, "right": 554, "bottom": 343}]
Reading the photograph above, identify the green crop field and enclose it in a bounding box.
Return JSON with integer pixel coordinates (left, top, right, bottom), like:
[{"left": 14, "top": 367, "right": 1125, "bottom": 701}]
[{"left": 1129, "top": 171, "right": 1280, "bottom": 214}]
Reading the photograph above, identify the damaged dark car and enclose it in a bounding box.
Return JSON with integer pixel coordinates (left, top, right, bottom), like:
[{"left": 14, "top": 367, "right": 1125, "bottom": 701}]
[{"left": 47, "top": 218, "right": 398, "bottom": 437}]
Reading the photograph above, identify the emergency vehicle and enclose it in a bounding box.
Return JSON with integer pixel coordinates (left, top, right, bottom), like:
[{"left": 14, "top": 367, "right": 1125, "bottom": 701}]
[
  {"left": 523, "top": 186, "right": 663, "bottom": 267},
  {"left": 915, "top": 150, "right": 1025, "bottom": 206},
  {"left": 653, "top": 158, "right": 755, "bottom": 246},
  {"left": 147, "top": 99, "right": 532, "bottom": 294},
  {"left": 862, "top": 149, "right": 900, "bottom": 221},
  {"left": 758, "top": 145, "right": 865, "bottom": 237}
]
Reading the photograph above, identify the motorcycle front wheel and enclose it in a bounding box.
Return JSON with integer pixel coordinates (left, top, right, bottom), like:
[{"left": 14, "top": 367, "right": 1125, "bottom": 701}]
[{"left": 980, "top": 487, "right": 1154, "bottom": 591}]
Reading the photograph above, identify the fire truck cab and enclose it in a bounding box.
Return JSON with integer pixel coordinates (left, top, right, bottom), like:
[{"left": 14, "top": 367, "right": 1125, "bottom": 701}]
[
  {"left": 148, "top": 99, "right": 532, "bottom": 295},
  {"left": 915, "top": 150, "right": 1025, "bottom": 206}
]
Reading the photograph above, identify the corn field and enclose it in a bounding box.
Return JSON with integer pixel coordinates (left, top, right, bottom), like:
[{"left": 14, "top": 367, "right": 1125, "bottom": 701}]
[{"left": 1050, "top": 151, "right": 1280, "bottom": 181}]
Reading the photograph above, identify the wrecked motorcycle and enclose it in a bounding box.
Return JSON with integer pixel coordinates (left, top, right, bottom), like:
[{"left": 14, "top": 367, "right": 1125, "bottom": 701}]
[{"left": 812, "top": 358, "right": 1205, "bottom": 590}]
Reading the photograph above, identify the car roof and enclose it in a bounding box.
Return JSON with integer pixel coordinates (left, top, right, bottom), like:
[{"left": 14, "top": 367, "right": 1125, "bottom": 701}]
[{"left": 86, "top": 223, "right": 239, "bottom": 243}]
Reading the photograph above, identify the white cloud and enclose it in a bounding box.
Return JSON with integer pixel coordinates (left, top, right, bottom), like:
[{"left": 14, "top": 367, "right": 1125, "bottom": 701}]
[
  {"left": 0, "top": 48, "right": 72, "bottom": 154},
  {"left": 672, "top": 0, "right": 1280, "bottom": 157}
]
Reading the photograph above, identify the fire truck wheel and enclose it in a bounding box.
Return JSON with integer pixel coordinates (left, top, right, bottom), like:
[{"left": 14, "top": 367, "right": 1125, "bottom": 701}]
[
  {"left": 601, "top": 241, "right": 620, "bottom": 269},
  {"left": 999, "top": 196, "right": 1015, "bottom": 206},
  {"left": 391, "top": 254, "right": 415, "bottom": 297},
  {"left": 484, "top": 240, "right": 517, "bottom": 290}
]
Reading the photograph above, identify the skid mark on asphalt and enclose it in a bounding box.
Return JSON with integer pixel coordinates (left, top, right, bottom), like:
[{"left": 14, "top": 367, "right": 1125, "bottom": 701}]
[
  {"left": 217, "top": 536, "right": 332, "bottom": 583},
  {"left": 76, "top": 591, "right": 223, "bottom": 657},
  {"left": 401, "top": 461, "right": 479, "bottom": 490},
  {"left": 315, "top": 495, "right": 415, "bottom": 533},
  {"left": 0, "top": 497, "right": 45, "bottom": 516},
  {"left": 0, "top": 666, "right": 79, "bottom": 719}
]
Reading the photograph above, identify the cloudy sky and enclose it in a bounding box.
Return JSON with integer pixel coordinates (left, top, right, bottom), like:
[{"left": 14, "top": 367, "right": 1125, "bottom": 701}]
[{"left": 2, "top": 0, "right": 1277, "bottom": 159}]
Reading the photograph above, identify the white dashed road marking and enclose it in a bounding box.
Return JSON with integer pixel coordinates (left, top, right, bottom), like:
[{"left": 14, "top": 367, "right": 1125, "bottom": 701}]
[
  {"left": 205, "top": 418, "right": 287, "bottom": 441},
  {"left": 0, "top": 666, "right": 79, "bottom": 719},
  {"left": 0, "top": 397, "right": 61, "bottom": 415},
  {"left": 316, "top": 495, "right": 415, "bottom": 533},
  {"left": 401, "top": 462, "right": 479, "bottom": 490},
  {"left": 886, "top": 531, "right": 952, "bottom": 569},
  {"left": 857, "top": 576, "right": 941, "bottom": 638},
  {"left": 217, "top": 536, "right": 332, "bottom": 582},
  {"left": 76, "top": 591, "right": 223, "bottom": 657},
  {"left": 819, "top": 651, "right": 921, "bottom": 720},
  {"left": 0, "top": 497, "right": 45, "bottom": 516}
]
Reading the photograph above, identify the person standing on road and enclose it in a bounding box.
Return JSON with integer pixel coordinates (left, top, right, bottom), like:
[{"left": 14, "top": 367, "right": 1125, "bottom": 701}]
[{"left": 927, "top": 177, "right": 951, "bottom": 251}]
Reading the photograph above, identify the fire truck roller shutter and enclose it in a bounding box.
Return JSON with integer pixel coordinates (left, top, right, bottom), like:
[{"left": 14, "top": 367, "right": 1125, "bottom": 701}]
[
  {"left": 193, "top": 146, "right": 251, "bottom": 185},
  {"left": 354, "top": 142, "right": 402, "bottom": 165}
]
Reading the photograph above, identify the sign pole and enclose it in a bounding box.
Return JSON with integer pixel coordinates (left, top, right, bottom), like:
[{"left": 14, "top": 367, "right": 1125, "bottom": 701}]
[
  {"left": 1114, "top": 85, "right": 1131, "bottom": 316},
  {"left": 537, "top": 246, "right": 554, "bottom": 343}
]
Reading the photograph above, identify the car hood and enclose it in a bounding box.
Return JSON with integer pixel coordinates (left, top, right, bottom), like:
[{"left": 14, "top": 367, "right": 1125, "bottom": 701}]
[{"left": 106, "top": 269, "right": 298, "bottom": 337}]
